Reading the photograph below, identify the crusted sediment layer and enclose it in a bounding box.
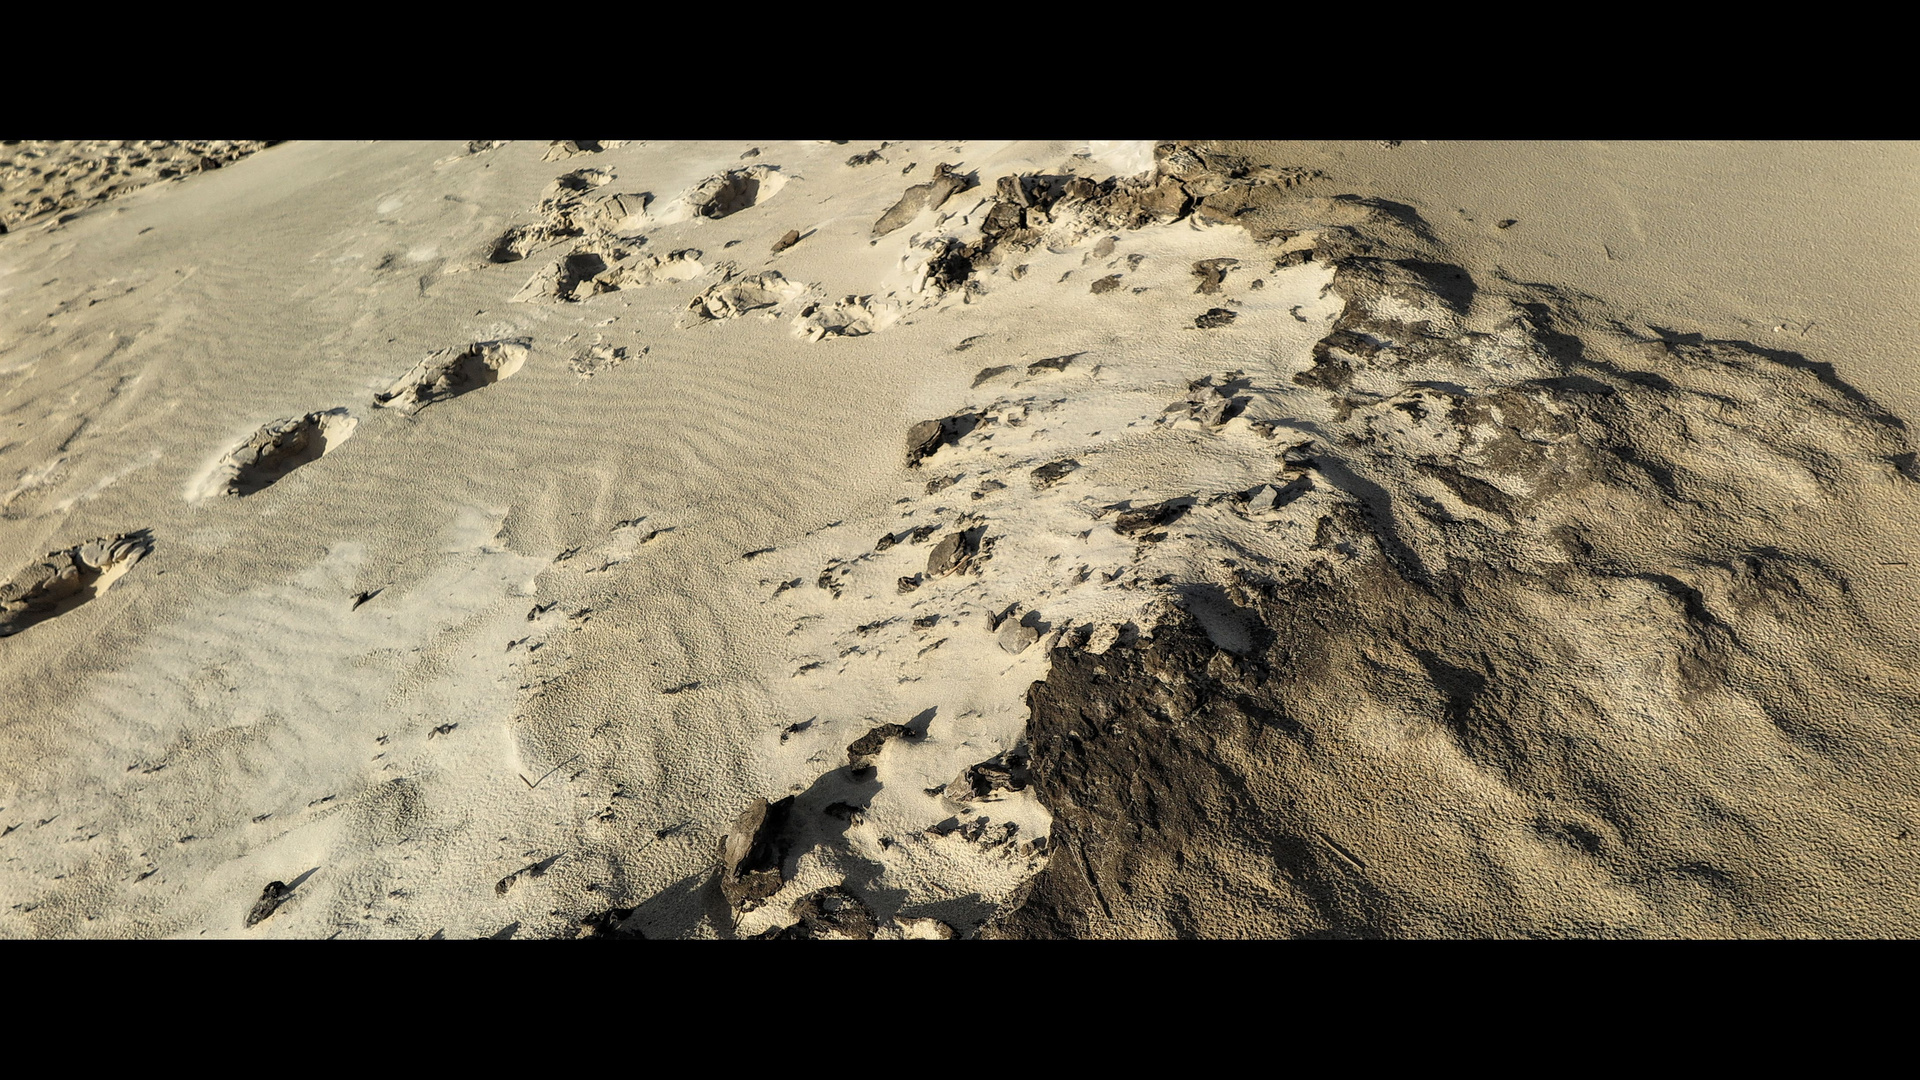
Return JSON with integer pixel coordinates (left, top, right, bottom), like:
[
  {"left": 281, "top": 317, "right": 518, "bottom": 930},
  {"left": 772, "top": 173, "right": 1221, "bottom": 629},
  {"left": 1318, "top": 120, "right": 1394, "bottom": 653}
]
[{"left": 980, "top": 155, "right": 1920, "bottom": 938}]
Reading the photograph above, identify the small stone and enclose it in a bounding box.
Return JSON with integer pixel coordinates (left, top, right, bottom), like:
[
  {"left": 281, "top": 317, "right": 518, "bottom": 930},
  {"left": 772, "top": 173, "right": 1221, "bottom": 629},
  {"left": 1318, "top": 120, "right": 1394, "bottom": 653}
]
[
  {"left": 926, "top": 529, "right": 981, "bottom": 577},
  {"left": 1195, "top": 308, "right": 1238, "bottom": 329},
  {"left": 245, "top": 881, "right": 291, "bottom": 928},
  {"left": 1191, "top": 258, "right": 1239, "bottom": 294},
  {"left": 972, "top": 365, "right": 1015, "bottom": 388},
  {"left": 717, "top": 796, "right": 796, "bottom": 911},
  {"left": 1031, "top": 459, "right": 1080, "bottom": 488},
  {"left": 1114, "top": 498, "right": 1192, "bottom": 535},
  {"left": 771, "top": 229, "right": 801, "bottom": 254},
  {"left": 847, "top": 723, "right": 915, "bottom": 773},
  {"left": 997, "top": 617, "right": 1040, "bottom": 655}
]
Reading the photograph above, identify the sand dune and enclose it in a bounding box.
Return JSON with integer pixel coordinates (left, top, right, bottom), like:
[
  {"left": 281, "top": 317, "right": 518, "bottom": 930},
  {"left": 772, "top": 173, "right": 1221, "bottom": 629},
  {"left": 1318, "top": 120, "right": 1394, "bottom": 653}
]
[{"left": 2, "top": 140, "right": 1915, "bottom": 938}]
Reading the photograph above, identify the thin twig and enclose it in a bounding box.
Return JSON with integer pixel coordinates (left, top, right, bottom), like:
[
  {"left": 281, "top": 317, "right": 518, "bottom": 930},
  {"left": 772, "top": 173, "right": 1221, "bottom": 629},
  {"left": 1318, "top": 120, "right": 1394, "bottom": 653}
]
[{"left": 524, "top": 754, "right": 583, "bottom": 790}]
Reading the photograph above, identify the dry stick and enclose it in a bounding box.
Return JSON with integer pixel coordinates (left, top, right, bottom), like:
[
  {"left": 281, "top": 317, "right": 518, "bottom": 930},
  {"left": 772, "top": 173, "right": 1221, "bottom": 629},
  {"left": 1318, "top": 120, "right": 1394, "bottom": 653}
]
[{"left": 521, "top": 754, "right": 583, "bottom": 789}]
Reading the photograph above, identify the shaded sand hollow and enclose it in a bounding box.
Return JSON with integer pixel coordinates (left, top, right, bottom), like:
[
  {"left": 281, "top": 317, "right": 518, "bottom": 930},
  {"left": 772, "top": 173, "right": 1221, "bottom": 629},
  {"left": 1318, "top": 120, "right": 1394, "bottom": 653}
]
[{"left": 1, "top": 140, "right": 1915, "bottom": 939}]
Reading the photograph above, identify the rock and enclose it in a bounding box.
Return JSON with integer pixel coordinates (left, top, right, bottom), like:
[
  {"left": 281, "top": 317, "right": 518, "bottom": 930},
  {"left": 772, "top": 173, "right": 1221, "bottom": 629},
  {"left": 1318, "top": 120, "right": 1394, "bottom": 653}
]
[
  {"left": 824, "top": 801, "right": 867, "bottom": 825},
  {"left": 771, "top": 229, "right": 801, "bottom": 254},
  {"left": 716, "top": 796, "right": 796, "bottom": 911},
  {"left": 971, "top": 480, "right": 1007, "bottom": 500},
  {"left": 1090, "top": 275, "right": 1123, "bottom": 295},
  {"left": 997, "top": 617, "right": 1040, "bottom": 654},
  {"left": 1114, "top": 498, "right": 1192, "bottom": 536},
  {"left": 1136, "top": 177, "right": 1191, "bottom": 220},
  {"left": 576, "top": 906, "right": 644, "bottom": 939},
  {"left": 245, "top": 881, "right": 291, "bottom": 928},
  {"left": 847, "top": 723, "right": 914, "bottom": 774},
  {"left": 905, "top": 412, "right": 979, "bottom": 468},
  {"left": 1195, "top": 308, "right": 1238, "bottom": 329},
  {"left": 905, "top": 420, "right": 945, "bottom": 467},
  {"left": 1031, "top": 459, "right": 1080, "bottom": 489},
  {"left": 945, "top": 751, "right": 1031, "bottom": 802},
  {"left": 873, "top": 163, "right": 971, "bottom": 237},
  {"left": 1192, "top": 258, "right": 1239, "bottom": 294},
  {"left": 758, "top": 885, "right": 876, "bottom": 940},
  {"left": 926, "top": 527, "right": 982, "bottom": 577}
]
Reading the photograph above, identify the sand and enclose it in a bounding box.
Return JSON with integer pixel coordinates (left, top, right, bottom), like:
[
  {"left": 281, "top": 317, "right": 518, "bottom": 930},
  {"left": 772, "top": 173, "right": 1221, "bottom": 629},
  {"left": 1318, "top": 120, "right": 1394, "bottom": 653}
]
[{"left": 1, "top": 140, "right": 1915, "bottom": 939}]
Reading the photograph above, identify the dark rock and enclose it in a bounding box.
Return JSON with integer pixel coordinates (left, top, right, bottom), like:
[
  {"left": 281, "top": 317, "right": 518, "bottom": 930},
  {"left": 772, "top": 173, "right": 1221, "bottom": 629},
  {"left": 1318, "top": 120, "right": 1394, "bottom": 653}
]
[
  {"left": 1113, "top": 498, "right": 1192, "bottom": 536},
  {"left": 926, "top": 526, "right": 984, "bottom": 577},
  {"left": 577, "top": 907, "right": 644, "bottom": 939},
  {"left": 245, "top": 881, "right": 291, "bottom": 928},
  {"left": 1191, "top": 258, "right": 1240, "bottom": 294},
  {"left": 824, "top": 801, "right": 867, "bottom": 824},
  {"left": 1195, "top": 308, "right": 1238, "bottom": 329},
  {"left": 757, "top": 885, "right": 877, "bottom": 940},
  {"left": 771, "top": 229, "right": 801, "bottom": 254},
  {"left": 1028, "top": 353, "right": 1080, "bottom": 374},
  {"left": 1089, "top": 275, "right": 1123, "bottom": 295},
  {"left": 1273, "top": 249, "right": 1314, "bottom": 269},
  {"left": 972, "top": 365, "right": 1015, "bottom": 388},
  {"left": 717, "top": 796, "right": 796, "bottom": 911},
  {"left": 905, "top": 412, "right": 980, "bottom": 468},
  {"left": 946, "top": 752, "right": 1032, "bottom": 803},
  {"left": 1031, "top": 459, "right": 1081, "bottom": 488},
  {"left": 847, "top": 723, "right": 915, "bottom": 773}
]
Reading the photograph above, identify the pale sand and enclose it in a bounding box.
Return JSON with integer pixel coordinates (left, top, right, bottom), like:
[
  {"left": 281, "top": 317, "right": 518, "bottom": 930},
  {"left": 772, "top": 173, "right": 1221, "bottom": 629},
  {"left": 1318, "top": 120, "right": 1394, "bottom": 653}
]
[{"left": 1, "top": 141, "right": 1915, "bottom": 938}]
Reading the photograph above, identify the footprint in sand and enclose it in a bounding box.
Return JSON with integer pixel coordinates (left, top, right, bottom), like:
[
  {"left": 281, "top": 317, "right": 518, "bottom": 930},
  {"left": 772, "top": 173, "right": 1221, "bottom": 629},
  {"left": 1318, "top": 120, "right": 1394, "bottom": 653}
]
[
  {"left": 682, "top": 166, "right": 787, "bottom": 220},
  {"left": 516, "top": 247, "right": 704, "bottom": 305},
  {"left": 205, "top": 409, "right": 357, "bottom": 497},
  {"left": 679, "top": 272, "right": 805, "bottom": 328},
  {"left": 648, "top": 167, "right": 789, "bottom": 227},
  {"left": 569, "top": 343, "right": 644, "bottom": 378},
  {"left": 0, "top": 530, "right": 153, "bottom": 637},
  {"left": 374, "top": 340, "right": 530, "bottom": 414},
  {"left": 791, "top": 294, "right": 895, "bottom": 341}
]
